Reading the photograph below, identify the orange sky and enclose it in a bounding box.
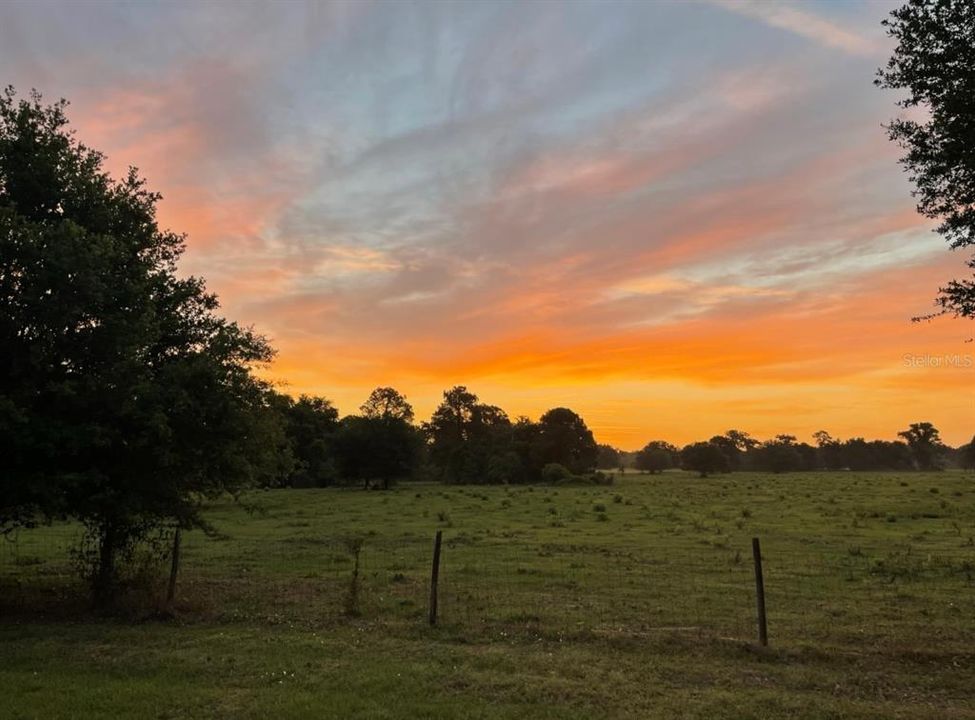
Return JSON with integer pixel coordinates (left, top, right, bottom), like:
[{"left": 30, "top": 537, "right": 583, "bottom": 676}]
[{"left": 2, "top": 0, "right": 971, "bottom": 448}]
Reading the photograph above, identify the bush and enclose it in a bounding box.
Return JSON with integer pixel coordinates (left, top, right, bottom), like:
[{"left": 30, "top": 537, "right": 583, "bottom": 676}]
[{"left": 541, "top": 463, "right": 573, "bottom": 484}]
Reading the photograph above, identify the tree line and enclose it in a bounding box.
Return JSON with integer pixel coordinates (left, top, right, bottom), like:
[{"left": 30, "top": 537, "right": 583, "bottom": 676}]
[
  {"left": 607, "top": 423, "right": 975, "bottom": 478},
  {"left": 278, "top": 392, "right": 975, "bottom": 488},
  {"left": 274, "top": 386, "right": 604, "bottom": 489}
]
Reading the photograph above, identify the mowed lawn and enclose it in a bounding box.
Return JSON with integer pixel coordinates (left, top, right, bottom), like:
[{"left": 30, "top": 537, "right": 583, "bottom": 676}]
[{"left": 2, "top": 471, "right": 974, "bottom": 719}]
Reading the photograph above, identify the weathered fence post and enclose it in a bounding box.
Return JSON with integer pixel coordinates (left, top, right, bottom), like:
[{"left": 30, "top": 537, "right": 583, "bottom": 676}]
[
  {"left": 752, "top": 537, "right": 768, "bottom": 646},
  {"left": 166, "top": 527, "right": 182, "bottom": 610},
  {"left": 429, "top": 530, "right": 443, "bottom": 626}
]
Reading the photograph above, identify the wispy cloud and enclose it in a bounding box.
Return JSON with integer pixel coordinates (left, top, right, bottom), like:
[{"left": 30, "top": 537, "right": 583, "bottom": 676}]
[
  {"left": 706, "top": 0, "right": 880, "bottom": 56},
  {"left": 0, "top": 0, "right": 967, "bottom": 446}
]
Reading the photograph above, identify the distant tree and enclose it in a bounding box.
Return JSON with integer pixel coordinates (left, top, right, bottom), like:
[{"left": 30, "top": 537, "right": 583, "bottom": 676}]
[
  {"left": 962, "top": 435, "right": 975, "bottom": 471},
  {"left": 635, "top": 441, "right": 679, "bottom": 474},
  {"left": 708, "top": 430, "right": 758, "bottom": 471},
  {"left": 596, "top": 444, "right": 621, "bottom": 470},
  {"left": 360, "top": 386, "right": 414, "bottom": 423},
  {"left": 282, "top": 394, "right": 340, "bottom": 487},
  {"left": 425, "top": 386, "right": 477, "bottom": 482},
  {"left": 533, "top": 407, "right": 599, "bottom": 475},
  {"left": 510, "top": 416, "right": 542, "bottom": 483},
  {"left": 812, "top": 430, "right": 834, "bottom": 447},
  {"left": 0, "top": 89, "right": 288, "bottom": 603},
  {"left": 898, "top": 422, "right": 945, "bottom": 470},
  {"left": 837, "top": 437, "right": 913, "bottom": 471},
  {"left": 754, "top": 436, "right": 803, "bottom": 474},
  {"left": 708, "top": 436, "right": 739, "bottom": 472},
  {"left": 332, "top": 414, "right": 420, "bottom": 490},
  {"left": 877, "top": 1, "right": 975, "bottom": 320},
  {"left": 680, "top": 442, "right": 729, "bottom": 478},
  {"left": 424, "top": 386, "right": 513, "bottom": 483},
  {"left": 725, "top": 429, "right": 759, "bottom": 451},
  {"left": 813, "top": 430, "right": 843, "bottom": 470}
]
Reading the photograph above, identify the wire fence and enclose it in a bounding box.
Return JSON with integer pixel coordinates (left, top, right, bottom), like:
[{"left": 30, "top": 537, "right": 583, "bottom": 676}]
[{"left": 2, "top": 521, "right": 972, "bottom": 652}]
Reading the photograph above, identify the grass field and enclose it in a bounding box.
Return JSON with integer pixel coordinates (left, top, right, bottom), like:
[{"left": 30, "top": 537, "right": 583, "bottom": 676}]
[{"left": 2, "top": 471, "right": 974, "bottom": 719}]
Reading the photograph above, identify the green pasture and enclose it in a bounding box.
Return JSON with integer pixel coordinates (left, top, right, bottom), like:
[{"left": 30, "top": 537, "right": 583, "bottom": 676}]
[{"left": 2, "top": 471, "right": 973, "bottom": 718}]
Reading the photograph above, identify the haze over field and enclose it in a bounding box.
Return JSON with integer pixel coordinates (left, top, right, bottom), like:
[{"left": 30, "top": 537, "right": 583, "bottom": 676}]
[{"left": 2, "top": 0, "right": 971, "bottom": 447}]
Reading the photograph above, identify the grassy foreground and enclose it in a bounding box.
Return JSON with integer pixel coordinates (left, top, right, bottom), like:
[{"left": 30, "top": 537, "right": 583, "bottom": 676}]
[{"left": 2, "top": 471, "right": 974, "bottom": 719}]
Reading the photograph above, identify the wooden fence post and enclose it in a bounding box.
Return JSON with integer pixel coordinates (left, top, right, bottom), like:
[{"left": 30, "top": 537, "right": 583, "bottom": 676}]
[
  {"left": 429, "top": 530, "right": 443, "bottom": 626},
  {"left": 166, "top": 528, "right": 182, "bottom": 610},
  {"left": 752, "top": 537, "right": 768, "bottom": 646}
]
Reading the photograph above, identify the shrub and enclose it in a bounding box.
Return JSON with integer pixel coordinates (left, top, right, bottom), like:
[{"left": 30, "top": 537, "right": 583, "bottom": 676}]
[{"left": 541, "top": 463, "right": 573, "bottom": 484}]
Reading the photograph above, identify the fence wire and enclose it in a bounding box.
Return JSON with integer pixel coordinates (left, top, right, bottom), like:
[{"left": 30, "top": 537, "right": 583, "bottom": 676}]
[{"left": 3, "top": 518, "right": 972, "bottom": 653}]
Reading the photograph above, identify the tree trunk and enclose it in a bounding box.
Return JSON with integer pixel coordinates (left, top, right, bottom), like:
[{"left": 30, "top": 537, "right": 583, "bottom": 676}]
[{"left": 93, "top": 523, "right": 118, "bottom": 608}]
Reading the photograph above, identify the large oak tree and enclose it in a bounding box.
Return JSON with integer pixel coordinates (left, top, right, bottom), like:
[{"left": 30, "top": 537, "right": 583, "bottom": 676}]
[{"left": 0, "top": 89, "right": 288, "bottom": 602}]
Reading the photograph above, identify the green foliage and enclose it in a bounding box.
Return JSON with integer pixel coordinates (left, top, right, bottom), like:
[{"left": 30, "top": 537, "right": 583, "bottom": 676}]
[
  {"left": 424, "top": 386, "right": 513, "bottom": 484},
  {"left": 423, "top": 387, "right": 598, "bottom": 484},
  {"left": 0, "top": 88, "right": 288, "bottom": 601},
  {"left": 964, "top": 435, "right": 975, "bottom": 471},
  {"left": 541, "top": 463, "right": 572, "bottom": 484},
  {"left": 754, "top": 436, "right": 804, "bottom": 474},
  {"left": 332, "top": 414, "right": 422, "bottom": 490},
  {"left": 634, "top": 441, "right": 679, "bottom": 473},
  {"left": 898, "top": 421, "right": 946, "bottom": 470},
  {"left": 534, "top": 407, "right": 598, "bottom": 475},
  {"left": 279, "top": 394, "right": 339, "bottom": 487},
  {"left": 679, "top": 442, "right": 729, "bottom": 477},
  {"left": 595, "top": 443, "right": 621, "bottom": 469},
  {"left": 877, "top": 1, "right": 975, "bottom": 319}
]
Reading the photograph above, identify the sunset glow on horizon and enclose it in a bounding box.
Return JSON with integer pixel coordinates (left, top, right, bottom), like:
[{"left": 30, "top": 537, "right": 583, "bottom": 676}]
[{"left": 3, "top": 0, "right": 971, "bottom": 449}]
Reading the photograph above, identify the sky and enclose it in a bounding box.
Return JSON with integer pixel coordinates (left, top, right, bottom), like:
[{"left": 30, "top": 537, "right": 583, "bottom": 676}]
[{"left": 1, "top": 0, "right": 972, "bottom": 449}]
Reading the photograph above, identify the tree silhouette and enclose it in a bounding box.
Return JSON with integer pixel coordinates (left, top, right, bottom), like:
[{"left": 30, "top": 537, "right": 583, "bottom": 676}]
[
  {"left": 0, "top": 89, "right": 287, "bottom": 602},
  {"left": 680, "top": 442, "right": 729, "bottom": 478},
  {"left": 534, "top": 407, "right": 598, "bottom": 475},
  {"left": 360, "top": 386, "right": 415, "bottom": 423},
  {"left": 898, "top": 421, "right": 945, "bottom": 470},
  {"left": 877, "top": 1, "right": 975, "bottom": 320},
  {"left": 635, "top": 441, "right": 679, "bottom": 474}
]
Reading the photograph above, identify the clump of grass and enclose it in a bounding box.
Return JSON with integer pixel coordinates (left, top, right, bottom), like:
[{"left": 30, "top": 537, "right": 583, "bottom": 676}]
[
  {"left": 596, "top": 512, "right": 609, "bottom": 522},
  {"left": 613, "top": 494, "right": 624, "bottom": 504},
  {"left": 593, "top": 503, "right": 607, "bottom": 513}
]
